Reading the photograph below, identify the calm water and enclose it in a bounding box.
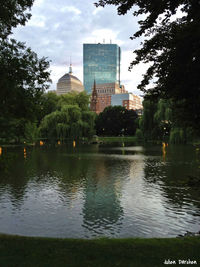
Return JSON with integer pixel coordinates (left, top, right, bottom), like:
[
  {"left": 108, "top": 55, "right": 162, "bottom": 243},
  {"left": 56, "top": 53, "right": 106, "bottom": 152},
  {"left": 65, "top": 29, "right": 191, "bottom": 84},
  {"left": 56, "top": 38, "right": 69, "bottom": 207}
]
[{"left": 0, "top": 144, "right": 200, "bottom": 238}]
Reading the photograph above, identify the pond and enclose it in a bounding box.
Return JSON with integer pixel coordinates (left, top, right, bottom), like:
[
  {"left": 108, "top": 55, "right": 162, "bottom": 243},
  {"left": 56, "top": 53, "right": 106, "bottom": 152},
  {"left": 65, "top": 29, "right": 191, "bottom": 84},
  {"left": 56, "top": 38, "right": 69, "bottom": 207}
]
[{"left": 0, "top": 144, "right": 200, "bottom": 238}]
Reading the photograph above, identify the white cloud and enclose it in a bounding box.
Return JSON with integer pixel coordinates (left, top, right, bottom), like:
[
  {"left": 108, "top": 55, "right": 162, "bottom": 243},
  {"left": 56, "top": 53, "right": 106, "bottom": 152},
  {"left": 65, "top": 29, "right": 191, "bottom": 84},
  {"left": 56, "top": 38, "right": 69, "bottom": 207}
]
[
  {"left": 61, "top": 6, "right": 81, "bottom": 15},
  {"left": 92, "top": 7, "right": 103, "bottom": 15},
  {"left": 13, "top": 0, "right": 145, "bottom": 93},
  {"left": 120, "top": 50, "right": 146, "bottom": 95},
  {"left": 27, "top": 15, "right": 46, "bottom": 28},
  {"left": 33, "top": 0, "right": 45, "bottom": 8},
  {"left": 82, "top": 29, "right": 124, "bottom": 46}
]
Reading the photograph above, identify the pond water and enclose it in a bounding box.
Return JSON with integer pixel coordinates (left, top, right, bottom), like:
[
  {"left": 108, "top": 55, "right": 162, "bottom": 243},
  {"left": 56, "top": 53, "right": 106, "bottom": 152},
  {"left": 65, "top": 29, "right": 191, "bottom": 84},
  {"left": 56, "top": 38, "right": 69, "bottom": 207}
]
[{"left": 0, "top": 144, "right": 200, "bottom": 238}]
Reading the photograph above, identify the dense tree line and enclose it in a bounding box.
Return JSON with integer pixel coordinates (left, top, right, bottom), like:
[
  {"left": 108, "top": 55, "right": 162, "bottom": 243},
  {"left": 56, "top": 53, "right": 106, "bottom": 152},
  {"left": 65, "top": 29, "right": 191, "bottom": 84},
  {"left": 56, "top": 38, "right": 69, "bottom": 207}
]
[
  {"left": 96, "top": 106, "right": 138, "bottom": 136},
  {"left": 136, "top": 99, "right": 195, "bottom": 144}
]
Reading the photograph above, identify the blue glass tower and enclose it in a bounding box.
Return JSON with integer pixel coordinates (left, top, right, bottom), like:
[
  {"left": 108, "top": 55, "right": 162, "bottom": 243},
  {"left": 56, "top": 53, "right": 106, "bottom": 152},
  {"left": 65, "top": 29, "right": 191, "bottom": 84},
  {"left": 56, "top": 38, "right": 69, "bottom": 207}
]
[{"left": 83, "top": 43, "right": 121, "bottom": 94}]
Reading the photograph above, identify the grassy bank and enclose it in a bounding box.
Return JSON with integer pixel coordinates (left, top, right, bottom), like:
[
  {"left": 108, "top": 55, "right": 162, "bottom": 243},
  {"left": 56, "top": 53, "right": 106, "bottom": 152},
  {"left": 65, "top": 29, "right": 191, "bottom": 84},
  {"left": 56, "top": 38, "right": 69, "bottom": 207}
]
[{"left": 0, "top": 234, "right": 199, "bottom": 267}]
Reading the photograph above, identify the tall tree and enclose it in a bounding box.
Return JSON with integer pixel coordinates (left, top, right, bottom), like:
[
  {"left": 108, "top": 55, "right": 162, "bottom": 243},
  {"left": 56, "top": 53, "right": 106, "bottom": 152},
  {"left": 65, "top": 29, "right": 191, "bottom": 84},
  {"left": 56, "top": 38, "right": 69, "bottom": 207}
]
[
  {"left": 95, "top": 0, "right": 200, "bottom": 130},
  {"left": 0, "top": 0, "right": 51, "bottom": 142}
]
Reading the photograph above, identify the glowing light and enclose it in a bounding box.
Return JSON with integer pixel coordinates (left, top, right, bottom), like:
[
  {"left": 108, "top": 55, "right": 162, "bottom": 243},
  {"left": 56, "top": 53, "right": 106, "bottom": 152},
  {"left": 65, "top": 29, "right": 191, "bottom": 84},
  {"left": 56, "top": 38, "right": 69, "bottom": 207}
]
[
  {"left": 40, "top": 141, "right": 44, "bottom": 146},
  {"left": 73, "top": 140, "right": 76, "bottom": 148},
  {"left": 162, "top": 142, "right": 166, "bottom": 161},
  {"left": 162, "top": 142, "right": 166, "bottom": 148},
  {"left": 58, "top": 141, "right": 61, "bottom": 145},
  {"left": 0, "top": 147, "right": 2, "bottom": 156},
  {"left": 24, "top": 147, "right": 27, "bottom": 159}
]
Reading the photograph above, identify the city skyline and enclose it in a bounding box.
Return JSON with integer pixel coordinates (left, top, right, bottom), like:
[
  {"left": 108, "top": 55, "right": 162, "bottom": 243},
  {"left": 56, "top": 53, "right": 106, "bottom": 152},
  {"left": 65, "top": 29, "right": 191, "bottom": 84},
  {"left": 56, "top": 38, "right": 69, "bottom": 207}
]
[{"left": 12, "top": 0, "right": 147, "bottom": 96}]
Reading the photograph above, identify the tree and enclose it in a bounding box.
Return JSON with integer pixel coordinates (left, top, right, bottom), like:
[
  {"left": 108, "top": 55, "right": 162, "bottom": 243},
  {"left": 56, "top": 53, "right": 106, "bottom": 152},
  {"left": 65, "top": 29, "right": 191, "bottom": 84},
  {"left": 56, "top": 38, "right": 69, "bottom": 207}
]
[
  {"left": 139, "top": 99, "right": 158, "bottom": 141},
  {"left": 39, "top": 91, "right": 59, "bottom": 122},
  {"left": 39, "top": 105, "right": 96, "bottom": 141},
  {"left": 0, "top": 0, "right": 34, "bottom": 39},
  {"left": 96, "top": 106, "right": 138, "bottom": 136},
  {"left": 0, "top": 0, "right": 51, "bottom": 142},
  {"left": 57, "top": 91, "right": 90, "bottom": 111},
  {"left": 95, "top": 0, "right": 200, "bottom": 130}
]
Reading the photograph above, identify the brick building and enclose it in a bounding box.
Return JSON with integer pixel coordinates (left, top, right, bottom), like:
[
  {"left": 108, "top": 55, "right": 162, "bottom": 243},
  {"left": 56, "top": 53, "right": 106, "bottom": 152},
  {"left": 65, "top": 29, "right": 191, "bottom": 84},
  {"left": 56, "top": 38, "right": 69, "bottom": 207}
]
[
  {"left": 90, "top": 82, "right": 127, "bottom": 114},
  {"left": 91, "top": 82, "right": 143, "bottom": 114}
]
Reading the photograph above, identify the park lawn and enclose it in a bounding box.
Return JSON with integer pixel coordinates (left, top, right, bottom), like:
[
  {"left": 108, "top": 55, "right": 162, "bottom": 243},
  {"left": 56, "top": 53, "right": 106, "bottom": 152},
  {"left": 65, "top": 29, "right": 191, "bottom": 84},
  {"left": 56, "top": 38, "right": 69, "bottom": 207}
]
[{"left": 0, "top": 234, "right": 199, "bottom": 267}]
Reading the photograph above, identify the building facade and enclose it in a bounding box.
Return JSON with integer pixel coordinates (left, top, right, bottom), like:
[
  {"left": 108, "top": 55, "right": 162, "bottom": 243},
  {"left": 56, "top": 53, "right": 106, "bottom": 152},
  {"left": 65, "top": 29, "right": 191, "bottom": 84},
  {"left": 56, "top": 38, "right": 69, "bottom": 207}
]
[
  {"left": 83, "top": 43, "right": 121, "bottom": 94},
  {"left": 111, "top": 93, "right": 143, "bottom": 111},
  {"left": 95, "top": 82, "right": 127, "bottom": 96},
  {"left": 57, "top": 65, "right": 84, "bottom": 95}
]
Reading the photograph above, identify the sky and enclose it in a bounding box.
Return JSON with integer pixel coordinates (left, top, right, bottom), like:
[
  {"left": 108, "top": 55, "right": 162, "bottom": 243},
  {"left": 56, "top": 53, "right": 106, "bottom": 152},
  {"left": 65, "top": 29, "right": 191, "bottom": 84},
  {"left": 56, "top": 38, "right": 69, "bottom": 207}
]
[{"left": 13, "top": 0, "right": 147, "bottom": 95}]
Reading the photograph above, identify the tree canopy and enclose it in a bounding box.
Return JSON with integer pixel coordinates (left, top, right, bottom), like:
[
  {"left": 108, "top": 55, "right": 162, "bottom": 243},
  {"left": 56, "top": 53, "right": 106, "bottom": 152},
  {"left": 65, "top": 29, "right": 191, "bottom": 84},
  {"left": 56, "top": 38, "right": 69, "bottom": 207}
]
[
  {"left": 95, "top": 0, "right": 200, "bottom": 129},
  {"left": 96, "top": 106, "right": 138, "bottom": 136},
  {"left": 0, "top": 0, "right": 34, "bottom": 39},
  {"left": 39, "top": 93, "right": 96, "bottom": 141}
]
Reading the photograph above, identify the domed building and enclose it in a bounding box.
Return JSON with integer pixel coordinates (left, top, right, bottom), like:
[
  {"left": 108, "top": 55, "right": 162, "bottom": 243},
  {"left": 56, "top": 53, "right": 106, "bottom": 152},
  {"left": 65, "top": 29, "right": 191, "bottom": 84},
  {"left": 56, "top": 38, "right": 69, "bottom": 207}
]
[{"left": 56, "top": 64, "right": 84, "bottom": 95}]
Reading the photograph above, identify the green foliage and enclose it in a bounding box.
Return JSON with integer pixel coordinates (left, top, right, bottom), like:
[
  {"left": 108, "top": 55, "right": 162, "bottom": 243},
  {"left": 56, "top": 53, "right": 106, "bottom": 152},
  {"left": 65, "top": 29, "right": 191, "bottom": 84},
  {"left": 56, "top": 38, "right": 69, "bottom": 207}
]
[
  {"left": 39, "top": 100, "right": 96, "bottom": 141},
  {"left": 57, "top": 92, "right": 90, "bottom": 111},
  {"left": 169, "top": 127, "right": 195, "bottom": 144},
  {"left": 39, "top": 91, "right": 59, "bottom": 122},
  {"left": 96, "top": 106, "right": 138, "bottom": 136},
  {"left": 0, "top": 0, "right": 51, "bottom": 143},
  {"left": 39, "top": 110, "right": 69, "bottom": 141},
  {"left": 24, "top": 122, "right": 39, "bottom": 143},
  {"left": 139, "top": 99, "right": 158, "bottom": 140},
  {"left": 169, "top": 128, "right": 185, "bottom": 144},
  {"left": 139, "top": 98, "right": 197, "bottom": 143},
  {"left": 95, "top": 0, "right": 200, "bottom": 131},
  {"left": 82, "top": 111, "right": 96, "bottom": 137},
  {"left": 0, "top": 0, "right": 34, "bottom": 39},
  {"left": 136, "top": 129, "right": 143, "bottom": 141},
  {"left": 139, "top": 99, "right": 172, "bottom": 141}
]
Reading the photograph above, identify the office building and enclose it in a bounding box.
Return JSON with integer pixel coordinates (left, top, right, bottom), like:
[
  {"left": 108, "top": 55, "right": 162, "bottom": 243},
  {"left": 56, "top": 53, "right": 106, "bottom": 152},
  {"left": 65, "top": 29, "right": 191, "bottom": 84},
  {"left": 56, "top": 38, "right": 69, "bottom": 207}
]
[{"left": 83, "top": 43, "right": 121, "bottom": 94}]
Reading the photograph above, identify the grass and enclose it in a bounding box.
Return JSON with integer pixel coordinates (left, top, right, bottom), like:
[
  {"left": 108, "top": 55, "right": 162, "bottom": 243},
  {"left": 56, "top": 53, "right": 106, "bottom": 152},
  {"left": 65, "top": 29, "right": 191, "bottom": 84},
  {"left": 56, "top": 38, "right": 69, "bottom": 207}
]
[{"left": 0, "top": 234, "right": 199, "bottom": 267}]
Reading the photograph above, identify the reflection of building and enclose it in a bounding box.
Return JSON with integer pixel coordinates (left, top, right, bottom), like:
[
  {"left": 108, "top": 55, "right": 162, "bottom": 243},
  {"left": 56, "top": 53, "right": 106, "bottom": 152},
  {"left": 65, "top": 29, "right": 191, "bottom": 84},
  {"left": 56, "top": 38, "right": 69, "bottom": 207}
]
[
  {"left": 82, "top": 157, "right": 124, "bottom": 235},
  {"left": 57, "top": 65, "right": 84, "bottom": 95},
  {"left": 83, "top": 43, "right": 121, "bottom": 94}
]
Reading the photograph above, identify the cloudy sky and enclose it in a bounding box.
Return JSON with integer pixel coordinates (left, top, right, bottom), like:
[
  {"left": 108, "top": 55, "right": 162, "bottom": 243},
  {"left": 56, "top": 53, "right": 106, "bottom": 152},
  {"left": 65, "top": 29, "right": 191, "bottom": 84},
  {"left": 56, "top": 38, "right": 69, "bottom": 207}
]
[{"left": 13, "top": 0, "right": 146, "bottom": 95}]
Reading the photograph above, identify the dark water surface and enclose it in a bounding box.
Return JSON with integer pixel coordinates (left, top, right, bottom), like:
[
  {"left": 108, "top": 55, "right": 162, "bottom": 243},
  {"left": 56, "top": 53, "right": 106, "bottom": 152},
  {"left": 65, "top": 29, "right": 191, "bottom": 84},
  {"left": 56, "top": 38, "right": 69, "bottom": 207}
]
[{"left": 0, "top": 144, "right": 199, "bottom": 238}]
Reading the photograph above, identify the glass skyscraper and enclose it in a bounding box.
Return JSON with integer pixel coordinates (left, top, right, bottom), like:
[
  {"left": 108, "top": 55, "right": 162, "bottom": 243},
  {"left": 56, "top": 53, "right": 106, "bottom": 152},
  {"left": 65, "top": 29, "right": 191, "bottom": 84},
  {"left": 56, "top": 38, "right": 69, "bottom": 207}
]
[{"left": 83, "top": 43, "right": 121, "bottom": 94}]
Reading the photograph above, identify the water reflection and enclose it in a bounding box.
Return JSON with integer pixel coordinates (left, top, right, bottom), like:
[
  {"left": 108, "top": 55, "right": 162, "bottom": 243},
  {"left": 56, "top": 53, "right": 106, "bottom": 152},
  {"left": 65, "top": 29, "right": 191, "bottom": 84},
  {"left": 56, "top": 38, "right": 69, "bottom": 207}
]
[
  {"left": 0, "top": 144, "right": 199, "bottom": 238},
  {"left": 82, "top": 157, "right": 125, "bottom": 237}
]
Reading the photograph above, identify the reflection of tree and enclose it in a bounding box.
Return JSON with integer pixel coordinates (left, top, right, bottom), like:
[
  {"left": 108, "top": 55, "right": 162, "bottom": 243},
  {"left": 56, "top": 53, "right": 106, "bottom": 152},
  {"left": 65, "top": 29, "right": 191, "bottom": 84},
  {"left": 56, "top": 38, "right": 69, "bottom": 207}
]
[
  {"left": 0, "top": 149, "right": 29, "bottom": 208},
  {"left": 143, "top": 145, "right": 200, "bottom": 209},
  {"left": 0, "top": 146, "right": 93, "bottom": 208},
  {"left": 82, "top": 157, "right": 125, "bottom": 234}
]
